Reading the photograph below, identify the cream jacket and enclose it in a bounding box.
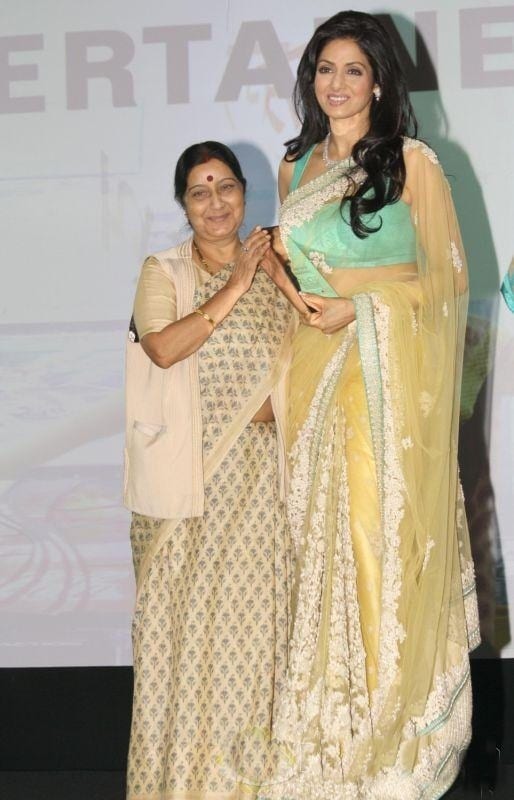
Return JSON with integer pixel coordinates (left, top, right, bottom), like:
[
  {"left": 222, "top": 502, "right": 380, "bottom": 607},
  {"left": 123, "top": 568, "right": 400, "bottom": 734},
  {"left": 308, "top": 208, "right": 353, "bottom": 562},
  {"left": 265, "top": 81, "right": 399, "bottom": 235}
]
[{"left": 124, "top": 240, "right": 290, "bottom": 519}]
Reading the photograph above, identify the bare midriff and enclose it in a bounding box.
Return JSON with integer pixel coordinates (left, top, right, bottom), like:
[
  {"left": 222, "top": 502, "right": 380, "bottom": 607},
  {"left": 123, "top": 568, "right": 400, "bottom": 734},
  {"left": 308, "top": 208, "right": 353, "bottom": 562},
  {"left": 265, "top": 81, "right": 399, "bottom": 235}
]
[
  {"left": 325, "top": 262, "right": 418, "bottom": 296},
  {"left": 251, "top": 396, "right": 275, "bottom": 422}
]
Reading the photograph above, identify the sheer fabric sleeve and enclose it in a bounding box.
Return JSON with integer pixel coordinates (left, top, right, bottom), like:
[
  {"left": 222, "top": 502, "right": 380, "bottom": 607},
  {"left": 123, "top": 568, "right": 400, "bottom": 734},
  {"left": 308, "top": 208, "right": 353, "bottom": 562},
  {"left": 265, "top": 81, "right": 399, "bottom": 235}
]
[{"left": 133, "top": 256, "right": 177, "bottom": 338}]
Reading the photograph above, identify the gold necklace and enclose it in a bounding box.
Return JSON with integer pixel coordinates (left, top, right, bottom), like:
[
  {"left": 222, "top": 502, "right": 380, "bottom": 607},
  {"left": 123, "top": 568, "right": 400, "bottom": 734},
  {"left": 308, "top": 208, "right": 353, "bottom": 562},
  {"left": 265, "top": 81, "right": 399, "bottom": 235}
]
[{"left": 192, "top": 239, "right": 239, "bottom": 274}]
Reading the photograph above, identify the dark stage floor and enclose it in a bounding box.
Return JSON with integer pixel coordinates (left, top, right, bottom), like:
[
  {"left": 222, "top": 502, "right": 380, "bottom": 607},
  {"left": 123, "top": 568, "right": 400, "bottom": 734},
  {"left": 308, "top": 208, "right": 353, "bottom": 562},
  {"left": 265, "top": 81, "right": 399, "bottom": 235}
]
[
  {"left": 0, "top": 771, "right": 124, "bottom": 800},
  {"left": 0, "top": 767, "right": 513, "bottom": 800}
]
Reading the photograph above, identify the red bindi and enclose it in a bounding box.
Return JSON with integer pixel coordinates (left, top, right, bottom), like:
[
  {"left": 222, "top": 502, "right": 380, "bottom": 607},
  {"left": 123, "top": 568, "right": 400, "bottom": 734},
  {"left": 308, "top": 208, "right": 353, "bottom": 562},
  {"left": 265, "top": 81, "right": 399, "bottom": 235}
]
[{"left": 206, "top": 174, "right": 214, "bottom": 182}]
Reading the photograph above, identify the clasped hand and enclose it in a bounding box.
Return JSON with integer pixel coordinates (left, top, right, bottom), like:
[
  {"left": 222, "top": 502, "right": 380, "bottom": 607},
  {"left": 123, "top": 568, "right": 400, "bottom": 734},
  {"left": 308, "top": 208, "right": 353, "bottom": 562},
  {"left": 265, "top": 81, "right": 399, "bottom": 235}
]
[{"left": 227, "top": 227, "right": 272, "bottom": 293}]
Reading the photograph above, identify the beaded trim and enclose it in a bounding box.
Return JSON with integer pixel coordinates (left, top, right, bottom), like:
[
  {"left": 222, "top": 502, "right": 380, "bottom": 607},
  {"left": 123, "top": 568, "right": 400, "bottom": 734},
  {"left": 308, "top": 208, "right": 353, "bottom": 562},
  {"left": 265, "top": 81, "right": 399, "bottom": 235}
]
[
  {"left": 403, "top": 136, "right": 440, "bottom": 164},
  {"left": 353, "top": 293, "right": 384, "bottom": 504},
  {"left": 279, "top": 164, "right": 366, "bottom": 243}
]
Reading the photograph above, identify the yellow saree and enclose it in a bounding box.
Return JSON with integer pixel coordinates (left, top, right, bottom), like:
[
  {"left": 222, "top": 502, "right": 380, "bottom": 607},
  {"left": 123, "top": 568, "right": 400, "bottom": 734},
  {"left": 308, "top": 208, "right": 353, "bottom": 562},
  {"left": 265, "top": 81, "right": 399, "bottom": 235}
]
[{"left": 254, "top": 140, "right": 480, "bottom": 800}]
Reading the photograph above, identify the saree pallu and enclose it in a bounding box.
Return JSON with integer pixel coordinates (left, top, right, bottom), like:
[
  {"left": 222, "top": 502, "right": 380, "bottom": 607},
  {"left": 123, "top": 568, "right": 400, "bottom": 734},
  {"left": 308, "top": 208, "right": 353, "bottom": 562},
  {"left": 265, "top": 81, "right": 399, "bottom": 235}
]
[
  {"left": 126, "top": 268, "right": 294, "bottom": 800},
  {"left": 253, "top": 140, "right": 480, "bottom": 800}
]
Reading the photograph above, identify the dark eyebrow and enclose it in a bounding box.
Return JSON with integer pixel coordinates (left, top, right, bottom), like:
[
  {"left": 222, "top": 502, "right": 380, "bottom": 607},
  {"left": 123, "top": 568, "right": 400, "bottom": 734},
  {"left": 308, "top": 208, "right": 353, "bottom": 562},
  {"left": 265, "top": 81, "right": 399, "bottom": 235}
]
[
  {"left": 187, "top": 177, "right": 237, "bottom": 191},
  {"left": 317, "top": 58, "right": 367, "bottom": 68}
]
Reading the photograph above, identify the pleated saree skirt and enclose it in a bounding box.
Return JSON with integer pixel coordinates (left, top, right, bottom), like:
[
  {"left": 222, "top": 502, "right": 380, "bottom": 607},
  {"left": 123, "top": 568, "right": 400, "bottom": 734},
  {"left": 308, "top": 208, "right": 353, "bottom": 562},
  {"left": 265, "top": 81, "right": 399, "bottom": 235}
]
[{"left": 127, "top": 421, "right": 290, "bottom": 800}]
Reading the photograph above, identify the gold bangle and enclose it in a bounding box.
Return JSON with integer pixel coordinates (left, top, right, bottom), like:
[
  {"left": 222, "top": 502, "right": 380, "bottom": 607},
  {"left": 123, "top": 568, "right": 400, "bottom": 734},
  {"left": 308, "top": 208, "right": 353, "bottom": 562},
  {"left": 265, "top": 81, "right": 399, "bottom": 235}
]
[{"left": 193, "top": 307, "right": 217, "bottom": 330}]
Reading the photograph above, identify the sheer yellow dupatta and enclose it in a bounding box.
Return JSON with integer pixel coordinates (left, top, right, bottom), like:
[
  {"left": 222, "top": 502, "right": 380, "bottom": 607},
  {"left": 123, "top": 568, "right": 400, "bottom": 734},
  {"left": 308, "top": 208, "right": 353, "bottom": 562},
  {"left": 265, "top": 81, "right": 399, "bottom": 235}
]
[{"left": 265, "top": 141, "right": 479, "bottom": 797}]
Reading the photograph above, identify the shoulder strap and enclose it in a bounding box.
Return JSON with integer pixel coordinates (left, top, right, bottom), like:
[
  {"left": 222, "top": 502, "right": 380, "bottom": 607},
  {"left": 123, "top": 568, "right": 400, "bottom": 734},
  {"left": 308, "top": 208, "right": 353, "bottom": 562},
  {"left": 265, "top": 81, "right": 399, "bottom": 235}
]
[{"left": 289, "top": 145, "right": 316, "bottom": 192}]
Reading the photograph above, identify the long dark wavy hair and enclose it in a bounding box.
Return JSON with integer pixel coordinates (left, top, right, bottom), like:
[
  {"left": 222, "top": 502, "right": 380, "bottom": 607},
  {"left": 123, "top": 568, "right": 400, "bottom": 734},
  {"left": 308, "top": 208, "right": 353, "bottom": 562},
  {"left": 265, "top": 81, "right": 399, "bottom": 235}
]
[
  {"left": 174, "top": 141, "right": 247, "bottom": 207},
  {"left": 287, "top": 10, "right": 418, "bottom": 237}
]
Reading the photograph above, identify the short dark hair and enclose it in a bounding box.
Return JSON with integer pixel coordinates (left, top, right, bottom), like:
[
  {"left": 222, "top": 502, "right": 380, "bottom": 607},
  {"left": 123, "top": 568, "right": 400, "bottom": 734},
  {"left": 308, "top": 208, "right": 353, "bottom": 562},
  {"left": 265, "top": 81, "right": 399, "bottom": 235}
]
[
  {"left": 174, "top": 141, "right": 247, "bottom": 207},
  {"left": 287, "top": 10, "right": 419, "bottom": 237}
]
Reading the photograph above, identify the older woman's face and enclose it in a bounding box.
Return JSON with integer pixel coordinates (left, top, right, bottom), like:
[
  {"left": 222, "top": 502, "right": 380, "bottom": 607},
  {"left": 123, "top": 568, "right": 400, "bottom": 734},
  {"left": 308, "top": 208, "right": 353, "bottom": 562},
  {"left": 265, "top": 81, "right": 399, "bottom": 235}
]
[
  {"left": 184, "top": 158, "right": 245, "bottom": 243},
  {"left": 314, "top": 38, "right": 377, "bottom": 129}
]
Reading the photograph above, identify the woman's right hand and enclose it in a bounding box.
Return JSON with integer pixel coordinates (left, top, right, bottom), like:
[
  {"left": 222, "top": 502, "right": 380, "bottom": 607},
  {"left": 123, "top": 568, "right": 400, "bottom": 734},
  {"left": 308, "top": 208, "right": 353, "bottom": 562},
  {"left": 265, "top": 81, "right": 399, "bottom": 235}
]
[
  {"left": 226, "top": 226, "right": 271, "bottom": 295},
  {"left": 140, "top": 228, "right": 272, "bottom": 369}
]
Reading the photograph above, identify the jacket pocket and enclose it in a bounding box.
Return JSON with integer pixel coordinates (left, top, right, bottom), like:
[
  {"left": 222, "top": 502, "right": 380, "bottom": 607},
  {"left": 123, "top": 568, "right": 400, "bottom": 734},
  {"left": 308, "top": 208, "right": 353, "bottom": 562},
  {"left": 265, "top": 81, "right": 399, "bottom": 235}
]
[
  {"left": 133, "top": 421, "right": 167, "bottom": 437},
  {"left": 125, "top": 421, "right": 172, "bottom": 515}
]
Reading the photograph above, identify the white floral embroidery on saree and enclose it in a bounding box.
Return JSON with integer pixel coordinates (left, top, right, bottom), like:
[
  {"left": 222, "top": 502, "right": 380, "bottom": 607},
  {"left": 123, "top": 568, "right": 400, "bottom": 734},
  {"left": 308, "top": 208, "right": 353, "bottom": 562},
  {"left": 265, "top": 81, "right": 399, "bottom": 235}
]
[{"left": 251, "top": 141, "right": 480, "bottom": 800}]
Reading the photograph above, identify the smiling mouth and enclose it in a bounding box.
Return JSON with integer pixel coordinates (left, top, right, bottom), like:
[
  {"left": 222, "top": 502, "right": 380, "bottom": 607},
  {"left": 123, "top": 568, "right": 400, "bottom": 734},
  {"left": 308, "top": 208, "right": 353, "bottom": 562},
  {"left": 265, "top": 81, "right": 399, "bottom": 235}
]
[
  {"left": 327, "top": 94, "right": 350, "bottom": 104},
  {"left": 208, "top": 213, "right": 229, "bottom": 222}
]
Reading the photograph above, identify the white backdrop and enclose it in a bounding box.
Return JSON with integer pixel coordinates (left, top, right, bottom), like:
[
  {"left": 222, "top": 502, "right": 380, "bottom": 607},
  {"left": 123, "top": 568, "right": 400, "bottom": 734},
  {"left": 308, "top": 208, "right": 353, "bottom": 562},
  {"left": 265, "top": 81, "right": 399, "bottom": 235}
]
[{"left": 1, "top": 0, "right": 513, "bottom": 666}]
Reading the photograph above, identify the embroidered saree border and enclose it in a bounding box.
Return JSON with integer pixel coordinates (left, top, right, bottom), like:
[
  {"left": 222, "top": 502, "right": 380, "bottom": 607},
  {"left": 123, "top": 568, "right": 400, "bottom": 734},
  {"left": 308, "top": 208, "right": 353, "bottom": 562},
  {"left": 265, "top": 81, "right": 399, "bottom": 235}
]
[
  {"left": 353, "top": 292, "right": 385, "bottom": 505},
  {"left": 287, "top": 326, "right": 357, "bottom": 553}
]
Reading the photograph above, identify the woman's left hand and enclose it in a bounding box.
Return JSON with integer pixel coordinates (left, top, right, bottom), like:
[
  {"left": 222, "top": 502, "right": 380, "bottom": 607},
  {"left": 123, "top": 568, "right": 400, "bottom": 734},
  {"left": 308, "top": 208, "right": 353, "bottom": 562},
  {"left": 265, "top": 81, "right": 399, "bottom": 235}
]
[
  {"left": 259, "top": 245, "right": 312, "bottom": 322},
  {"left": 300, "top": 293, "right": 356, "bottom": 334},
  {"left": 258, "top": 243, "right": 288, "bottom": 287}
]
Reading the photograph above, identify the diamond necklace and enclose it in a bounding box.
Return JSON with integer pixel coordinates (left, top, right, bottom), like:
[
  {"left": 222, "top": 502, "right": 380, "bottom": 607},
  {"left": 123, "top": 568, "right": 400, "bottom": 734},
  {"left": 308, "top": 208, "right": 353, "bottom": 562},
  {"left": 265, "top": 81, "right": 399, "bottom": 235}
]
[
  {"left": 192, "top": 239, "right": 239, "bottom": 275},
  {"left": 322, "top": 133, "right": 354, "bottom": 169}
]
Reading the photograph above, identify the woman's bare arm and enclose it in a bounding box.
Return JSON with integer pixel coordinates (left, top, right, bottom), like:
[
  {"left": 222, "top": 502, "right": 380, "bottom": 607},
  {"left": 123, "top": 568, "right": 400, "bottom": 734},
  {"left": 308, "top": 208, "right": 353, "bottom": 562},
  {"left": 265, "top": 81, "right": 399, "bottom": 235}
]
[
  {"left": 278, "top": 157, "right": 294, "bottom": 202},
  {"left": 142, "top": 228, "right": 270, "bottom": 369}
]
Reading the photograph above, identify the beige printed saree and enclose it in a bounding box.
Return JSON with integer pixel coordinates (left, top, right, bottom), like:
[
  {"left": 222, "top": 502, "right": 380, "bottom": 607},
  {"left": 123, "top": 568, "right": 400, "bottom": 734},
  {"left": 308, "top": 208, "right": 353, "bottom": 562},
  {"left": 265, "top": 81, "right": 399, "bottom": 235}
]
[{"left": 126, "top": 256, "right": 294, "bottom": 800}]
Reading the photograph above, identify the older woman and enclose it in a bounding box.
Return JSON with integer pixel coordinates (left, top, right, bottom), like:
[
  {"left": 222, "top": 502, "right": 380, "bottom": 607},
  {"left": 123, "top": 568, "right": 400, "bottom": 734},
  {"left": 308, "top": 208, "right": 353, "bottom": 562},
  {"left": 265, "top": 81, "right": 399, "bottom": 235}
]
[
  {"left": 256, "top": 10, "right": 480, "bottom": 800},
  {"left": 124, "top": 142, "right": 298, "bottom": 799}
]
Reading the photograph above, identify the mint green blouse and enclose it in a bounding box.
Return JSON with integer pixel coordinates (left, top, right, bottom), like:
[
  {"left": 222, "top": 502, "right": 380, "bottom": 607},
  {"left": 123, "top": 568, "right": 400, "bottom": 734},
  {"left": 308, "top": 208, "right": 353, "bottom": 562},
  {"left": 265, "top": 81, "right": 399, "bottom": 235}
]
[{"left": 288, "top": 147, "right": 416, "bottom": 271}]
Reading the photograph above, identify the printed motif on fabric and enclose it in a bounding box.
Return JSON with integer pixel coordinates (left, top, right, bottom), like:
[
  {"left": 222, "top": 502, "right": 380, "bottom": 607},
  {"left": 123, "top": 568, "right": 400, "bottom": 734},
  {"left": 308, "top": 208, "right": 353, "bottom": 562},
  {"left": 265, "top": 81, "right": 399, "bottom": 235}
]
[
  {"left": 126, "top": 268, "right": 293, "bottom": 799},
  {"left": 193, "top": 268, "right": 291, "bottom": 458},
  {"left": 128, "top": 424, "right": 291, "bottom": 799}
]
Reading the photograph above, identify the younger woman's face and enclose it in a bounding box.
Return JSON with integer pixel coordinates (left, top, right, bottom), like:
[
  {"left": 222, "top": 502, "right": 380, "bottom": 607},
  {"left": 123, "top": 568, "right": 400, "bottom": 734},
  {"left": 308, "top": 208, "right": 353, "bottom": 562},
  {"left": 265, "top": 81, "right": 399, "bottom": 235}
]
[{"left": 314, "top": 38, "right": 378, "bottom": 129}]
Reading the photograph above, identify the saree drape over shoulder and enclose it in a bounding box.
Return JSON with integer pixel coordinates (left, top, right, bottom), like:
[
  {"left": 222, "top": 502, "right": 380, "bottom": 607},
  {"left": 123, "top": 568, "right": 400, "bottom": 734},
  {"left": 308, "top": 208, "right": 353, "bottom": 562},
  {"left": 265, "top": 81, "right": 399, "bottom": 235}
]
[
  {"left": 251, "top": 140, "right": 479, "bottom": 800},
  {"left": 125, "top": 244, "right": 295, "bottom": 800}
]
